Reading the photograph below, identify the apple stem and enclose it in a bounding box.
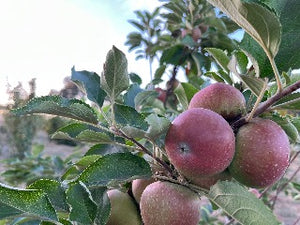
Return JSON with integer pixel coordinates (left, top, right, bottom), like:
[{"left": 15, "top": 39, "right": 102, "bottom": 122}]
[{"left": 232, "top": 80, "right": 300, "bottom": 131}]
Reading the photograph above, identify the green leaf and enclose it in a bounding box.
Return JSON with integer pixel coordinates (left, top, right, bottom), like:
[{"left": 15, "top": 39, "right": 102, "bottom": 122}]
[
  {"left": 228, "top": 56, "right": 265, "bottom": 97},
  {"left": 145, "top": 114, "right": 171, "bottom": 140},
  {"left": 174, "top": 83, "right": 189, "bottom": 110},
  {"left": 66, "top": 182, "right": 97, "bottom": 224},
  {"left": 27, "top": 179, "right": 68, "bottom": 212},
  {"left": 85, "top": 144, "right": 128, "bottom": 156},
  {"left": 62, "top": 155, "right": 101, "bottom": 181},
  {"left": 154, "top": 65, "right": 167, "bottom": 80},
  {"left": 77, "top": 153, "right": 152, "bottom": 187},
  {"left": 128, "top": 73, "right": 142, "bottom": 85},
  {"left": 113, "top": 103, "right": 148, "bottom": 135},
  {"left": 124, "top": 84, "right": 143, "bottom": 108},
  {"left": 101, "top": 46, "right": 129, "bottom": 101},
  {"left": 160, "top": 45, "right": 188, "bottom": 65},
  {"left": 71, "top": 67, "right": 107, "bottom": 107},
  {"left": 52, "top": 123, "right": 112, "bottom": 144},
  {"left": 208, "top": 181, "right": 280, "bottom": 225},
  {"left": 0, "top": 183, "right": 57, "bottom": 221},
  {"left": 241, "top": 0, "right": 300, "bottom": 77},
  {"left": 205, "top": 48, "right": 230, "bottom": 73},
  {"left": 90, "top": 187, "right": 111, "bottom": 225},
  {"left": 181, "top": 83, "right": 199, "bottom": 103},
  {"left": 12, "top": 96, "right": 98, "bottom": 124},
  {"left": 234, "top": 50, "right": 249, "bottom": 74},
  {"left": 272, "top": 93, "right": 300, "bottom": 111},
  {"left": 207, "top": 0, "right": 281, "bottom": 59}
]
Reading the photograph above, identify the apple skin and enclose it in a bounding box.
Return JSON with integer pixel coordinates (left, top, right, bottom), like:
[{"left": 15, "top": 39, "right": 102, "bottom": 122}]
[
  {"left": 188, "top": 83, "right": 246, "bottom": 121},
  {"left": 229, "top": 118, "right": 290, "bottom": 188},
  {"left": 192, "top": 170, "right": 232, "bottom": 189},
  {"left": 155, "top": 87, "right": 167, "bottom": 102},
  {"left": 165, "top": 108, "right": 235, "bottom": 180},
  {"left": 106, "top": 189, "right": 142, "bottom": 225},
  {"left": 132, "top": 178, "right": 154, "bottom": 203},
  {"left": 140, "top": 181, "right": 201, "bottom": 225}
]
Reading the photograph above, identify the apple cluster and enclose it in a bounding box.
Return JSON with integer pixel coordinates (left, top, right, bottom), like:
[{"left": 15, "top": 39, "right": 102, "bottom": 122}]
[{"left": 106, "top": 83, "right": 290, "bottom": 225}]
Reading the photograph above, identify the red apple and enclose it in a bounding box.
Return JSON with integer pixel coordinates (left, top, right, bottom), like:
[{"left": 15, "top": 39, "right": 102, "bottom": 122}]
[
  {"left": 165, "top": 108, "right": 235, "bottom": 180},
  {"left": 140, "top": 181, "right": 201, "bottom": 225},
  {"left": 192, "top": 170, "right": 232, "bottom": 189},
  {"left": 189, "top": 83, "right": 246, "bottom": 121},
  {"left": 229, "top": 118, "right": 290, "bottom": 188}
]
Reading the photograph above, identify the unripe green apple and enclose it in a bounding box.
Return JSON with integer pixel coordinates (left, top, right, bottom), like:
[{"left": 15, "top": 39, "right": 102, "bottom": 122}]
[
  {"left": 192, "top": 170, "right": 232, "bottom": 189},
  {"left": 229, "top": 118, "right": 290, "bottom": 188},
  {"left": 106, "top": 189, "right": 142, "bottom": 225},
  {"left": 140, "top": 181, "right": 201, "bottom": 225},
  {"left": 188, "top": 83, "right": 246, "bottom": 121},
  {"left": 132, "top": 178, "right": 154, "bottom": 203},
  {"left": 165, "top": 108, "right": 235, "bottom": 180}
]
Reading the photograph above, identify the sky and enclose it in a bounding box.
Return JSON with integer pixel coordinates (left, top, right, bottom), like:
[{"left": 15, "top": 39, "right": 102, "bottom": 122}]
[{"left": 0, "top": 0, "right": 162, "bottom": 104}]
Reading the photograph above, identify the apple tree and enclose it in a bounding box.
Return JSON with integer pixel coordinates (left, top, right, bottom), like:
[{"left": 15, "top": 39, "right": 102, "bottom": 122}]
[{"left": 0, "top": 0, "right": 299, "bottom": 224}]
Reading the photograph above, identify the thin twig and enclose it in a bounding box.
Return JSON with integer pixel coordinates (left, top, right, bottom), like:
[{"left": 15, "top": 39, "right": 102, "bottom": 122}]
[{"left": 117, "top": 129, "right": 174, "bottom": 176}]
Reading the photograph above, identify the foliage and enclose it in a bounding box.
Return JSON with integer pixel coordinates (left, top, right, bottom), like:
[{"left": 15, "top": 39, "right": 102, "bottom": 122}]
[{"left": 0, "top": 0, "right": 300, "bottom": 224}]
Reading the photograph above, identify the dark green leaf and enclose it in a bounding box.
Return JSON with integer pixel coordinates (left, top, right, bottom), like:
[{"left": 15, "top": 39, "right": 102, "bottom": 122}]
[
  {"left": 66, "top": 182, "right": 97, "bottom": 224},
  {"left": 128, "top": 73, "right": 142, "bottom": 85},
  {"left": 0, "top": 183, "right": 57, "bottom": 221},
  {"left": 191, "top": 52, "right": 207, "bottom": 76},
  {"left": 234, "top": 50, "right": 249, "bottom": 74},
  {"left": 272, "top": 93, "right": 300, "bottom": 111},
  {"left": 27, "top": 179, "right": 68, "bottom": 211},
  {"left": 181, "top": 83, "right": 199, "bottom": 102},
  {"left": 77, "top": 153, "right": 152, "bottom": 187},
  {"left": 101, "top": 46, "right": 129, "bottom": 101},
  {"left": 160, "top": 45, "right": 188, "bottom": 65},
  {"left": 154, "top": 65, "right": 167, "bottom": 80},
  {"left": 71, "top": 67, "right": 106, "bottom": 107},
  {"left": 208, "top": 0, "right": 281, "bottom": 59},
  {"left": 12, "top": 96, "right": 98, "bottom": 124},
  {"left": 208, "top": 181, "right": 280, "bottom": 225}
]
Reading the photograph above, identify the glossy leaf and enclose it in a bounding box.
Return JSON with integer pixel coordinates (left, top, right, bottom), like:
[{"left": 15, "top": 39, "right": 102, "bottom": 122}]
[
  {"left": 66, "top": 182, "right": 97, "bottom": 224},
  {"left": 101, "top": 46, "right": 129, "bottom": 101},
  {"left": 0, "top": 183, "right": 57, "bottom": 221},
  {"left": 27, "top": 179, "right": 68, "bottom": 211},
  {"left": 208, "top": 181, "right": 280, "bottom": 225},
  {"left": 71, "top": 67, "right": 106, "bottom": 107},
  {"left": 124, "top": 84, "right": 143, "bottom": 108},
  {"left": 85, "top": 144, "right": 128, "bottom": 156},
  {"left": 12, "top": 96, "right": 98, "bottom": 124},
  {"left": 207, "top": 0, "right": 281, "bottom": 59},
  {"left": 129, "top": 73, "right": 142, "bottom": 85},
  {"left": 160, "top": 45, "right": 188, "bottom": 65},
  {"left": 77, "top": 153, "right": 152, "bottom": 187}
]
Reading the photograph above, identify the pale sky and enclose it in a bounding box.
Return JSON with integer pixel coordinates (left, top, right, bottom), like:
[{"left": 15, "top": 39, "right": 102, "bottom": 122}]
[{"left": 0, "top": 0, "right": 162, "bottom": 104}]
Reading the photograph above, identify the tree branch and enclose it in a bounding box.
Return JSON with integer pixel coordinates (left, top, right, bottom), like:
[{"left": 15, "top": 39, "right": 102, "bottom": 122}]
[{"left": 232, "top": 80, "right": 300, "bottom": 130}]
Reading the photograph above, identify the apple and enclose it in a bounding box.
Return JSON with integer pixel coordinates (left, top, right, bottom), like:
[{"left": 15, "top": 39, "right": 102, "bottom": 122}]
[
  {"left": 192, "top": 27, "right": 202, "bottom": 42},
  {"left": 155, "top": 87, "right": 167, "bottom": 102},
  {"left": 140, "top": 181, "right": 201, "bottom": 225},
  {"left": 106, "top": 189, "right": 142, "bottom": 225},
  {"left": 132, "top": 178, "right": 154, "bottom": 203},
  {"left": 229, "top": 118, "right": 290, "bottom": 188},
  {"left": 188, "top": 83, "right": 246, "bottom": 121},
  {"left": 165, "top": 108, "right": 235, "bottom": 180}
]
